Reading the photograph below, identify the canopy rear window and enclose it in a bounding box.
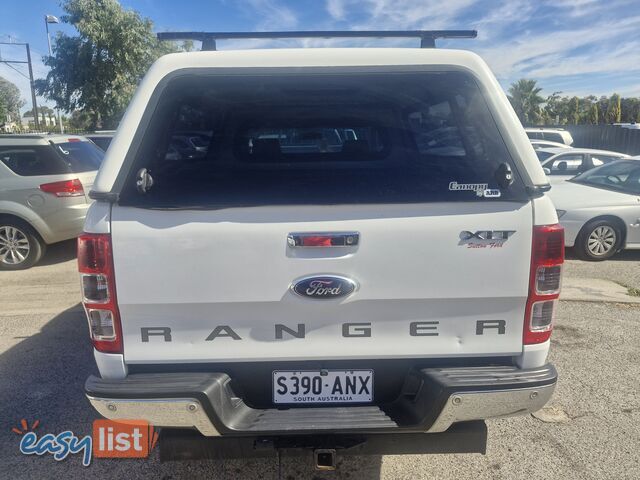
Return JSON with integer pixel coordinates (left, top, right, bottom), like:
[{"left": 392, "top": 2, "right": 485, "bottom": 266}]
[{"left": 120, "top": 71, "right": 527, "bottom": 207}]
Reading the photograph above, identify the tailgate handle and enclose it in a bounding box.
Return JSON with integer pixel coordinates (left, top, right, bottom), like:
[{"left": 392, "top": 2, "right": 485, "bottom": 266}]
[{"left": 287, "top": 232, "right": 359, "bottom": 248}]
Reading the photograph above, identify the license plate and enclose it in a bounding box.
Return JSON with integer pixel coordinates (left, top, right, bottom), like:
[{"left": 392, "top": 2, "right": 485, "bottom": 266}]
[{"left": 273, "top": 370, "right": 373, "bottom": 404}]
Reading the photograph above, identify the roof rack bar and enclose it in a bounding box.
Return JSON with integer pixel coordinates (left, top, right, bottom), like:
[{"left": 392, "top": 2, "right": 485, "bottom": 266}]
[{"left": 157, "top": 30, "right": 477, "bottom": 51}]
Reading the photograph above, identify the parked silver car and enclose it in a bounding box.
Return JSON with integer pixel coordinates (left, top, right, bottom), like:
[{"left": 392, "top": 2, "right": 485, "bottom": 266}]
[
  {"left": 0, "top": 134, "right": 104, "bottom": 269},
  {"left": 537, "top": 147, "right": 630, "bottom": 183},
  {"left": 548, "top": 160, "right": 640, "bottom": 260}
]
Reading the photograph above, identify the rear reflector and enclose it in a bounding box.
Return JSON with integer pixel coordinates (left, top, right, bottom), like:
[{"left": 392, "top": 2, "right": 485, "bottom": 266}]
[
  {"left": 524, "top": 224, "right": 564, "bottom": 345},
  {"left": 40, "top": 178, "right": 84, "bottom": 197},
  {"left": 78, "top": 233, "right": 122, "bottom": 353}
]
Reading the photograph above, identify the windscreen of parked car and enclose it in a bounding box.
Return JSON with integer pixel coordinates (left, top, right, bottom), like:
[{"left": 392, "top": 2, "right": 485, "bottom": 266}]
[
  {"left": 53, "top": 141, "right": 104, "bottom": 172},
  {"left": 571, "top": 161, "right": 640, "bottom": 194},
  {"left": 590, "top": 154, "right": 626, "bottom": 166},
  {"left": 119, "top": 71, "right": 529, "bottom": 207}
]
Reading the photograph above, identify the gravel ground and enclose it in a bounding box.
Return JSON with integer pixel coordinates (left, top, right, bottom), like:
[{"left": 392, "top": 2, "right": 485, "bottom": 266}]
[
  {"left": 0, "top": 241, "right": 638, "bottom": 479},
  {"left": 564, "top": 248, "right": 640, "bottom": 290}
]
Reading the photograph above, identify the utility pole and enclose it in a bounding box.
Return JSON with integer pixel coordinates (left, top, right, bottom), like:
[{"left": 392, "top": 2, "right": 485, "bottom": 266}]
[
  {"left": 45, "top": 14, "right": 63, "bottom": 133},
  {"left": 0, "top": 41, "right": 40, "bottom": 131},
  {"left": 25, "top": 44, "right": 40, "bottom": 131}
]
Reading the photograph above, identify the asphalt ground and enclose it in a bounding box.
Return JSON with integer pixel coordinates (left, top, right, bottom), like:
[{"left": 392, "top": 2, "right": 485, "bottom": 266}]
[{"left": 0, "top": 240, "right": 638, "bottom": 479}]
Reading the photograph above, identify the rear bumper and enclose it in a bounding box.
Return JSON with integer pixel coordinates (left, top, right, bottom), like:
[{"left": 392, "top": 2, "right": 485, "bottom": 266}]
[{"left": 85, "top": 364, "right": 557, "bottom": 437}]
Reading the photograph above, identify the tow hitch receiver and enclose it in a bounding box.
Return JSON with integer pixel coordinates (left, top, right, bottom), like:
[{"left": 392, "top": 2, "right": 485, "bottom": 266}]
[{"left": 314, "top": 449, "right": 337, "bottom": 471}]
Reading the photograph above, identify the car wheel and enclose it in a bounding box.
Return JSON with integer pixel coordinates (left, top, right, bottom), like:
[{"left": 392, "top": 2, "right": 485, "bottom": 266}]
[
  {"left": 575, "top": 219, "right": 622, "bottom": 261},
  {"left": 0, "top": 222, "right": 45, "bottom": 270}
]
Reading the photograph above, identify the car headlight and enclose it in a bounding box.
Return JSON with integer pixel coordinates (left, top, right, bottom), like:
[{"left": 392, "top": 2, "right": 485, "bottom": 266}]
[{"left": 556, "top": 210, "right": 567, "bottom": 219}]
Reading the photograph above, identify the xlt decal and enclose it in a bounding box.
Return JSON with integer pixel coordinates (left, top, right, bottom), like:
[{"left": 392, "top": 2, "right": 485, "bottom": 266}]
[
  {"left": 459, "top": 230, "right": 516, "bottom": 249},
  {"left": 140, "top": 320, "right": 506, "bottom": 342}
]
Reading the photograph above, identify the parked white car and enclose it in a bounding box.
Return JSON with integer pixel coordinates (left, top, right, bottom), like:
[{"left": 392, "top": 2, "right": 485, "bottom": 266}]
[
  {"left": 548, "top": 160, "right": 640, "bottom": 260},
  {"left": 525, "top": 128, "right": 573, "bottom": 146},
  {"left": 530, "top": 139, "right": 571, "bottom": 150},
  {"left": 538, "top": 148, "right": 630, "bottom": 183}
]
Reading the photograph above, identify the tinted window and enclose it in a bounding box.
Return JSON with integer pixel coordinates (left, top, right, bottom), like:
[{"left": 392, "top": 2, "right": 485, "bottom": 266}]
[
  {"left": 88, "top": 136, "right": 113, "bottom": 151},
  {"left": 544, "top": 132, "right": 564, "bottom": 143},
  {"left": 536, "top": 151, "right": 555, "bottom": 162},
  {"left": 527, "top": 131, "right": 543, "bottom": 140},
  {"left": 572, "top": 161, "right": 640, "bottom": 194},
  {"left": 0, "top": 146, "right": 70, "bottom": 176},
  {"left": 54, "top": 141, "right": 104, "bottom": 172},
  {"left": 121, "top": 72, "right": 528, "bottom": 207},
  {"left": 544, "top": 154, "right": 584, "bottom": 175},
  {"left": 590, "top": 154, "right": 624, "bottom": 167},
  {"left": 189, "top": 136, "right": 210, "bottom": 148}
]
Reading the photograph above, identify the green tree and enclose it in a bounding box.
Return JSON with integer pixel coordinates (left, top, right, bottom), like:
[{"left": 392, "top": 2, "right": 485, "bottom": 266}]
[
  {"left": 35, "top": 0, "right": 182, "bottom": 129},
  {"left": 0, "top": 98, "right": 6, "bottom": 126},
  {"left": 543, "top": 91, "right": 563, "bottom": 124},
  {"left": 23, "top": 106, "right": 55, "bottom": 118},
  {"left": 569, "top": 96, "right": 581, "bottom": 124},
  {"left": 508, "top": 79, "right": 545, "bottom": 125},
  {"left": 0, "top": 76, "right": 24, "bottom": 123},
  {"left": 606, "top": 93, "right": 622, "bottom": 123},
  {"left": 68, "top": 110, "right": 92, "bottom": 130},
  {"left": 588, "top": 103, "right": 599, "bottom": 124},
  {"left": 597, "top": 96, "right": 609, "bottom": 124},
  {"left": 621, "top": 97, "right": 640, "bottom": 123}
]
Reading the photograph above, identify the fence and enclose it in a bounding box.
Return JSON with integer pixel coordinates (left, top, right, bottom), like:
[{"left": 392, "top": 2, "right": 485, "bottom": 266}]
[
  {"left": 0, "top": 127, "right": 89, "bottom": 135},
  {"left": 539, "top": 125, "right": 640, "bottom": 156}
]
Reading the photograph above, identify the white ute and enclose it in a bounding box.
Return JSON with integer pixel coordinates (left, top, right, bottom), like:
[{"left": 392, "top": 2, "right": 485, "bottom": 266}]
[{"left": 80, "top": 31, "right": 563, "bottom": 464}]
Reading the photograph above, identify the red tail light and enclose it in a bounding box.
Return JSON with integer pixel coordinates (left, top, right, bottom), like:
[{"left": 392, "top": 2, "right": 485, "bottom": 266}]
[
  {"left": 78, "top": 233, "right": 122, "bottom": 353},
  {"left": 524, "top": 224, "right": 564, "bottom": 344},
  {"left": 40, "top": 179, "right": 84, "bottom": 197}
]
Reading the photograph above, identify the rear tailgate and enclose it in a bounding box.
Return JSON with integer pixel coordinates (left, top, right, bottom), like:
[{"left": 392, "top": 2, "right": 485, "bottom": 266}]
[
  {"left": 107, "top": 69, "right": 535, "bottom": 365},
  {"left": 112, "top": 201, "right": 531, "bottom": 363}
]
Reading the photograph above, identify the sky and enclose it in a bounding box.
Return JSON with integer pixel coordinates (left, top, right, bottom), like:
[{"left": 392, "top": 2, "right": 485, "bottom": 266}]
[{"left": 1, "top": 0, "right": 640, "bottom": 114}]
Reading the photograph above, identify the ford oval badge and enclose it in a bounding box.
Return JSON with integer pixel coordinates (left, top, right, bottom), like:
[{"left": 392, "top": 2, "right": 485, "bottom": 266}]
[{"left": 291, "top": 275, "right": 357, "bottom": 300}]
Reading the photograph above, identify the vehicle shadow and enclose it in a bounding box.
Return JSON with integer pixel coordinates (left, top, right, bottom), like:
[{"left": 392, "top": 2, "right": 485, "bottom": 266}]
[
  {"left": 38, "top": 239, "right": 77, "bottom": 266},
  {"left": 0, "top": 304, "right": 382, "bottom": 479}
]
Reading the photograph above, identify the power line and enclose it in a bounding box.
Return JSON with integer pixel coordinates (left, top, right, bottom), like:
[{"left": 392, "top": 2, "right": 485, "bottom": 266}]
[
  {"left": 0, "top": 61, "right": 30, "bottom": 80},
  {"left": 0, "top": 42, "right": 40, "bottom": 129}
]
